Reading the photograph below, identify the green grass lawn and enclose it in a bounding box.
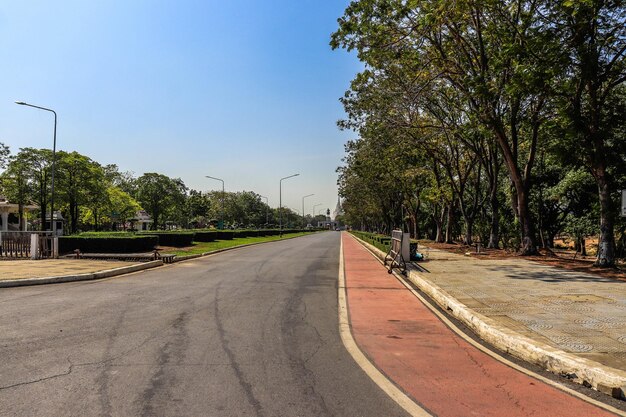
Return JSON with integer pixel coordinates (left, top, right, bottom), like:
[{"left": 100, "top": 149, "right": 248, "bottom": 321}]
[{"left": 163, "top": 232, "right": 315, "bottom": 257}]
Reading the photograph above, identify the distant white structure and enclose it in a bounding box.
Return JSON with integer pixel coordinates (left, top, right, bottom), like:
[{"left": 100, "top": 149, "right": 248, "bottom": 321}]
[
  {"left": 317, "top": 207, "right": 338, "bottom": 229},
  {"left": 333, "top": 196, "right": 344, "bottom": 220},
  {"left": 0, "top": 195, "right": 38, "bottom": 232},
  {"left": 132, "top": 210, "right": 153, "bottom": 231}
]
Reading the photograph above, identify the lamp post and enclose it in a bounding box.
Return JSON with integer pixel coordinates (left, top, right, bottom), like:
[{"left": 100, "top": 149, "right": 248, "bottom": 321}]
[
  {"left": 15, "top": 101, "right": 57, "bottom": 235},
  {"left": 279, "top": 173, "right": 299, "bottom": 236},
  {"left": 313, "top": 203, "right": 322, "bottom": 227},
  {"left": 260, "top": 195, "right": 269, "bottom": 226},
  {"left": 205, "top": 175, "right": 224, "bottom": 229},
  {"left": 301, "top": 193, "right": 314, "bottom": 228}
]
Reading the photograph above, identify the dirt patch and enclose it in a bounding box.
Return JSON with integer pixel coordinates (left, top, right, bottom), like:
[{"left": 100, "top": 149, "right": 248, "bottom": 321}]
[{"left": 420, "top": 241, "right": 626, "bottom": 282}]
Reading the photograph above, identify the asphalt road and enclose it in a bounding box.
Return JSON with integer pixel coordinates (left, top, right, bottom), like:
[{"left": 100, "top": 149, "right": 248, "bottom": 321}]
[{"left": 0, "top": 232, "right": 409, "bottom": 417}]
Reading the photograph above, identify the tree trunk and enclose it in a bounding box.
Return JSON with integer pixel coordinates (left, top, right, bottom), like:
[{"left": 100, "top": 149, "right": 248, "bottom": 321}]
[
  {"left": 517, "top": 188, "right": 537, "bottom": 255},
  {"left": 595, "top": 175, "right": 615, "bottom": 267},
  {"left": 434, "top": 205, "right": 445, "bottom": 242},
  {"left": 445, "top": 204, "right": 454, "bottom": 244},
  {"left": 40, "top": 198, "right": 47, "bottom": 232},
  {"left": 464, "top": 217, "right": 473, "bottom": 246},
  {"left": 580, "top": 237, "right": 587, "bottom": 257},
  {"left": 487, "top": 185, "right": 499, "bottom": 249},
  {"left": 491, "top": 125, "right": 537, "bottom": 255}
]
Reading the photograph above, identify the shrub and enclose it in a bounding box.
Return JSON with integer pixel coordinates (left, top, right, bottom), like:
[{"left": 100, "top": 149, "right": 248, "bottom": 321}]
[
  {"left": 350, "top": 231, "right": 391, "bottom": 253},
  {"left": 215, "top": 230, "right": 234, "bottom": 240},
  {"left": 140, "top": 232, "right": 195, "bottom": 247},
  {"left": 194, "top": 231, "right": 217, "bottom": 242},
  {"left": 59, "top": 235, "right": 158, "bottom": 254}
]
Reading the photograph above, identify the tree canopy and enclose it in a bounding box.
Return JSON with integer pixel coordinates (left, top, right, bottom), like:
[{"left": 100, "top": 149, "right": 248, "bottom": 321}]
[{"left": 332, "top": 0, "right": 626, "bottom": 265}]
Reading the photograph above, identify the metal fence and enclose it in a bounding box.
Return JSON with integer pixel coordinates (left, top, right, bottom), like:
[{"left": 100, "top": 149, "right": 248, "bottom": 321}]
[{"left": 0, "top": 232, "right": 54, "bottom": 259}]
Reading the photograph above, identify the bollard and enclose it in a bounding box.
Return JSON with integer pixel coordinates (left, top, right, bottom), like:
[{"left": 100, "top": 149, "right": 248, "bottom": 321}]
[
  {"left": 30, "top": 234, "right": 40, "bottom": 260},
  {"left": 52, "top": 237, "right": 59, "bottom": 259}
]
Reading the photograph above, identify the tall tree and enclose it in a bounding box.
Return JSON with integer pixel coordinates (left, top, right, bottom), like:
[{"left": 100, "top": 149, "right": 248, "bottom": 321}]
[
  {"left": 56, "top": 151, "right": 108, "bottom": 233},
  {"left": 551, "top": 1, "right": 626, "bottom": 266},
  {"left": 4, "top": 148, "right": 53, "bottom": 230},
  {"left": 136, "top": 173, "right": 187, "bottom": 230},
  {"left": 1, "top": 154, "right": 32, "bottom": 230},
  {"left": 332, "top": 0, "right": 560, "bottom": 253}
]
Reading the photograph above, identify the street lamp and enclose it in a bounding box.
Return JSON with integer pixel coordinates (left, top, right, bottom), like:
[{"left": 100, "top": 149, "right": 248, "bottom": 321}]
[
  {"left": 206, "top": 175, "right": 224, "bottom": 229},
  {"left": 301, "top": 193, "right": 314, "bottom": 228},
  {"left": 313, "top": 203, "right": 322, "bottom": 227},
  {"left": 313, "top": 203, "right": 323, "bottom": 214},
  {"left": 260, "top": 195, "right": 269, "bottom": 226},
  {"left": 279, "top": 173, "right": 299, "bottom": 235},
  {"left": 15, "top": 101, "right": 57, "bottom": 235}
]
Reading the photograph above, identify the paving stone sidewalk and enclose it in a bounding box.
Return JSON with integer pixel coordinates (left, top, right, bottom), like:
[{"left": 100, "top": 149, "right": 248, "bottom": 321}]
[
  {"left": 0, "top": 259, "right": 130, "bottom": 280},
  {"left": 419, "top": 247, "right": 626, "bottom": 371}
]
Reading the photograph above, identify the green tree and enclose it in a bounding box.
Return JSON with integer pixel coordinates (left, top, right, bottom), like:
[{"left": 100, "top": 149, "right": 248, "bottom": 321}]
[
  {"left": 1, "top": 154, "right": 32, "bottom": 230},
  {"left": 332, "top": 0, "right": 560, "bottom": 254},
  {"left": 549, "top": 1, "right": 626, "bottom": 266},
  {"left": 81, "top": 186, "right": 141, "bottom": 231},
  {"left": 56, "top": 151, "right": 109, "bottom": 233},
  {"left": 186, "top": 189, "right": 212, "bottom": 228},
  {"left": 3, "top": 148, "right": 53, "bottom": 230},
  {"left": 136, "top": 173, "right": 187, "bottom": 230}
]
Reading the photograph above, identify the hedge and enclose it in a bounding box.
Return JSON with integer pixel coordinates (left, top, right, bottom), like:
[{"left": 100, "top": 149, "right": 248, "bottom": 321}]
[
  {"left": 350, "top": 231, "right": 392, "bottom": 253},
  {"left": 59, "top": 235, "right": 158, "bottom": 254},
  {"left": 215, "top": 230, "right": 234, "bottom": 240},
  {"left": 194, "top": 231, "right": 217, "bottom": 242},
  {"left": 350, "top": 231, "right": 418, "bottom": 257},
  {"left": 140, "top": 232, "right": 195, "bottom": 247}
]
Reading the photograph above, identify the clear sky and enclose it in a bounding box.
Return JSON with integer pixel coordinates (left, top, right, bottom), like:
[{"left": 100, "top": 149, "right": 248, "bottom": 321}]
[{"left": 0, "top": 0, "right": 360, "bottom": 215}]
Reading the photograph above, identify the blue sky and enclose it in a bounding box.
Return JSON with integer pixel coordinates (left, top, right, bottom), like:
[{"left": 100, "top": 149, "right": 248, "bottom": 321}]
[{"left": 0, "top": 0, "right": 360, "bottom": 215}]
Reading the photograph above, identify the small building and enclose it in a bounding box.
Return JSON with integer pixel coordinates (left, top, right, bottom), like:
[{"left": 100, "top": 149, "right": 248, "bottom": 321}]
[
  {"left": 44, "top": 211, "right": 65, "bottom": 236},
  {"left": 130, "top": 210, "right": 153, "bottom": 231},
  {"left": 0, "top": 195, "right": 38, "bottom": 232}
]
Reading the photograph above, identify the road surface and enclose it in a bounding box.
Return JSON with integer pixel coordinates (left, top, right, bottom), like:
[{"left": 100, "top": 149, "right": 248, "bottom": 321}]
[{"left": 0, "top": 232, "right": 408, "bottom": 417}]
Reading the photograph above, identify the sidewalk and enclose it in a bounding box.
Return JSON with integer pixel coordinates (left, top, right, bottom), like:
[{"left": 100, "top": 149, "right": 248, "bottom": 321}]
[
  {"left": 416, "top": 247, "right": 626, "bottom": 373},
  {"left": 0, "top": 259, "right": 130, "bottom": 280},
  {"left": 342, "top": 233, "right": 619, "bottom": 416},
  {"left": 0, "top": 259, "right": 161, "bottom": 287}
]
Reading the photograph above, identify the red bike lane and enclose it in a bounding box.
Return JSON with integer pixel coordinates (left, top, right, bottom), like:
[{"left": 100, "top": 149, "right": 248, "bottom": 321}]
[{"left": 341, "top": 233, "right": 619, "bottom": 417}]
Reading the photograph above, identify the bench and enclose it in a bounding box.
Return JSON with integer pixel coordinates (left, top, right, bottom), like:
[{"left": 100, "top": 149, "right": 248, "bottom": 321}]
[{"left": 71, "top": 250, "right": 176, "bottom": 264}]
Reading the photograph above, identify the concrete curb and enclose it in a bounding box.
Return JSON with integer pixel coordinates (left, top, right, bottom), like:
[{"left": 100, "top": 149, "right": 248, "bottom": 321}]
[
  {"left": 0, "top": 260, "right": 164, "bottom": 288},
  {"left": 352, "top": 235, "right": 626, "bottom": 400}
]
